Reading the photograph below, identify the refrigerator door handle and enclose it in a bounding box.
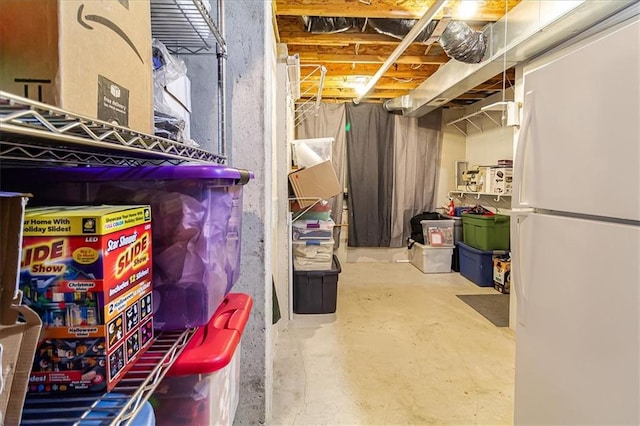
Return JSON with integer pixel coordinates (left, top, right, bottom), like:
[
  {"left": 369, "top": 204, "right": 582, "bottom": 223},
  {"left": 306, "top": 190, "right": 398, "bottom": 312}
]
[
  {"left": 513, "top": 91, "right": 534, "bottom": 209},
  {"left": 511, "top": 208, "right": 533, "bottom": 326}
]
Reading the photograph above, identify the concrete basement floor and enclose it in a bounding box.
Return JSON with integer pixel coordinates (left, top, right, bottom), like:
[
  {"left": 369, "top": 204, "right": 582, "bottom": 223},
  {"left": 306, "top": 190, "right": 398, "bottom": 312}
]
[{"left": 272, "top": 262, "right": 515, "bottom": 425}]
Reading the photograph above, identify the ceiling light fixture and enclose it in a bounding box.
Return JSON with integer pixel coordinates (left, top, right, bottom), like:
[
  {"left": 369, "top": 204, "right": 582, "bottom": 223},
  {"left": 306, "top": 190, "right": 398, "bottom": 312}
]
[
  {"left": 457, "top": 0, "right": 479, "bottom": 20},
  {"left": 352, "top": 76, "right": 370, "bottom": 96},
  {"left": 354, "top": 83, "right": 369, "bottom": 96}
]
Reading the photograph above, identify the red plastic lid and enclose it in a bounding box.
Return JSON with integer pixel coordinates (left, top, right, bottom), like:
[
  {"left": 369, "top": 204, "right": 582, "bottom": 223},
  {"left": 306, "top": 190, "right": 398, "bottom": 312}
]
[{"left": 167, "top": 293, "right": 253, "bottom": 377}]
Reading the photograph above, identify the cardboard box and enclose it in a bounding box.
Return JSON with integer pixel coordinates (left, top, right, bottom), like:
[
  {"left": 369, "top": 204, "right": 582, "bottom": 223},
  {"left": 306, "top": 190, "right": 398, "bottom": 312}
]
[
  {"left": 0, "top": 0, "right": 153, "bottom": 133},
  {"left": 493, "top": 255, "right": 511, "bottom": 294},
  {"left": 20, "top": 205, "right": 154, "bottom": 394},
  {"left": 0, "top": 193, "right": 42, "bottom": 426},
  {"left": 490, "top": 167, "right": 513, "bottom": 194},
  {"left": 288, "top": 161, "right": 342, "bottom": 208},
  {"left": 477, "top": 167, "right": 492, "bottom": 193}
]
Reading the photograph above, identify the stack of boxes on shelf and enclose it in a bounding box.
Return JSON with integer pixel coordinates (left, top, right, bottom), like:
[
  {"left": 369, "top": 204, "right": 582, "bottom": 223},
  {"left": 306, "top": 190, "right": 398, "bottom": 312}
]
[
  {"left": 291, "top": 217, "right": 341, "bottom": 314},
  {"left": 292, "top": 218, "right": 336, "bottom": 271},
  {"left": 478, "top": 160, "right": 514, "bottom": 195},
  {"left": 288, "top": 138, "right": 342, "bottom": 211},
  {"left": 409, "top": 218, "right": 456, "bottom": 274},
  {"left": 462, "top": 160, "right": 513, "bottom": 194},
  {"left": 288, "top": 138, "right": 343, "bottom": 314},
  {"left": 457, "top": 213, "right": 511, "bottom": 289}
]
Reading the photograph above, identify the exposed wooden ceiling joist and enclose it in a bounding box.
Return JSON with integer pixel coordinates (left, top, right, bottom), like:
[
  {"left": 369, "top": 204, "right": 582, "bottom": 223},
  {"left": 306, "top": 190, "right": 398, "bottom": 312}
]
[
  {"left": 277, "top": 17, "right": 488, "bottom": 47},
  {"left": 318, "top": 63, "right": 441, "bottom": 78},
  {"left": 278, "top": 0, "right": 521, "bottom": 105},
  {"left": 301, "top": 81, "right": 422, "bottom": 91},
  {"left": 275, "top": 0, "right": 520, "bottom": 21},
  {"left": 298, "top": 53, "right": 448, "bottom": 64},
  {"left": 301, "top": 75, "right": 513, "bottom": 93},
  {"left": 282, "top": 32, "right": 408, "bottom": 46},
  {"left": 302, "top": 76, "right": 426, "bottom": 87},
  {"left": 303, "top": 88, "right": 413, "bottom": 99},
  {"left": 293, "top": 43, "right": 446, "bottom": 56}
]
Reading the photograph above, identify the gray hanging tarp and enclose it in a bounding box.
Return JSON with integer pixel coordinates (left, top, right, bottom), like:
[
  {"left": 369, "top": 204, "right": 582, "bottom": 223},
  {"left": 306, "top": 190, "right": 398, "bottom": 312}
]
[
  {"left": 345, "top": 103, "right": 395, "bottom": 247},
  {"left": 389, "top": 109, "right": 443, "bottom": 247}
]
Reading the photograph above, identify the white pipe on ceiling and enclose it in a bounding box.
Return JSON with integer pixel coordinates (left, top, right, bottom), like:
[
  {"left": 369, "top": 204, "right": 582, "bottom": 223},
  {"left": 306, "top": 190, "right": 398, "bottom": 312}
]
[{"left": 352, "top": 0, "right": 449, "bottom": 104}]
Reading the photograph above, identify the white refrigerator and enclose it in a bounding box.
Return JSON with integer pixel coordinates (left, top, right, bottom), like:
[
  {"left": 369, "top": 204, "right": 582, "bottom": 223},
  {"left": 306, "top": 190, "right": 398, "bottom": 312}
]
[{"left": 512, "top": 13, "right": 640, "bottom": 426}]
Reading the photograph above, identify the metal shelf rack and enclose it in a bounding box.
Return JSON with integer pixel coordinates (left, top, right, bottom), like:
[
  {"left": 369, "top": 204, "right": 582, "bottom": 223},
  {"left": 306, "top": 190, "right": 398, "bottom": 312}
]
[
  {"left": 3, "top": 2, "right": 225, "bottom": 423},
  {"left": 149, "top": 0, "right": 228, "bottom": 156},
  {"left": 0, "top": 92, "right": 224, "bottom": 166},
  {"left": 445, "top": 101, "right": 520, "bottom": 136},
  {"left": 151, "top": 0, "right": 225, "bottom": 54},
  {"left": 20, "top": 328, "right": 195, "bottom": 426}
]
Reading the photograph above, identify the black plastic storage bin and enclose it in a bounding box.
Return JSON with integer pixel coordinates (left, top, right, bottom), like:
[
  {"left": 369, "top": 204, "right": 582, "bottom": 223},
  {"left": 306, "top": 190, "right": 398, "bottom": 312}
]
[{"left": 293, "top": 255, "right": 341, "bottom": 314}]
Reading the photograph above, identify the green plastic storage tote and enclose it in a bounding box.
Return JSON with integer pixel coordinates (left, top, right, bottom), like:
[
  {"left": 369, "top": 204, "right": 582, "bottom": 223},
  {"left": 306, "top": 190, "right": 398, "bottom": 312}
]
[{"left": 461, "top": 213, "right": 510, "bottom": 250}]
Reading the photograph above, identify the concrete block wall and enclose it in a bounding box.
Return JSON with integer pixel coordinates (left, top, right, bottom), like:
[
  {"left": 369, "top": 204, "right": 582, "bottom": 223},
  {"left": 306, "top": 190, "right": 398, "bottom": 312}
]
[
  {"left": 186, "top": 1, "right": 276, "bottom": 423},
  {"left": 227, "top": 1, "right": 273, "bottom": 423}
]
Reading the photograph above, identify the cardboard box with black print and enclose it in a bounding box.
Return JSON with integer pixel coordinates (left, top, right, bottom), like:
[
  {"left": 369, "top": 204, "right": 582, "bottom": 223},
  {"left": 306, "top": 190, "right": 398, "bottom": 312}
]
[{"left": 0, "top": 0, "right": 153, "bottom": 132}]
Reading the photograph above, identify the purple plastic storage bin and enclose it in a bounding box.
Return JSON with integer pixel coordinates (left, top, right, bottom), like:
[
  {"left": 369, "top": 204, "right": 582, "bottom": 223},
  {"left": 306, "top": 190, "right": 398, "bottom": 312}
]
[{"left": 1, "top": 165, "right": 253, "bottom": 330}]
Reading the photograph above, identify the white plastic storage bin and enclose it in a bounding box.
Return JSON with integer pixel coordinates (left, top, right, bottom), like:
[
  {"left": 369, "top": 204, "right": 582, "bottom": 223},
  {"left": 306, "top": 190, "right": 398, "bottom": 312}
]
[
  {"left": 409, "top": 240, "right": 453, "bottom": 273},
  {"left": 292, "top": 137, "right": 334, "bottom": 167},
  {"left": 421, "top": 219, "right": 455, "bottom": 247},
  {"left": 292, "top": 219, "right": 335, "bottom": 241},
  {"left": 292, "top": 239, "right": 334, "bottom": 271},
  {"left": 152, "top": 294, "right": 251, "bottom": 426}
]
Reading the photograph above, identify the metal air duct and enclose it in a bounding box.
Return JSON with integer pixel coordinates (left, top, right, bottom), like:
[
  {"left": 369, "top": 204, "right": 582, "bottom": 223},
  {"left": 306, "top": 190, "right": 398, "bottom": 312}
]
[
  {"left": 367, "top": 18, "right": 439, "bottom": 43},
  {"left": 302, "top": 16, "right": 355, "bottom": 33},
  {"left": 439, "top": 21, "right": 487, "bottom": 63},
  {"left": 384, "top": 0, "right": 638, "bottom": 116}
]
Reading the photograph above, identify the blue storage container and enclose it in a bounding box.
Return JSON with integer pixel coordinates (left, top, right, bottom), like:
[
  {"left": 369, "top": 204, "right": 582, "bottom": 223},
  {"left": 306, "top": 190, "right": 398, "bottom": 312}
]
[
  {"left": 22, "top": 393, "right": 156, "bottom": 425},
  {"left": 457, "top": 241, "right": 504, "bottom": 287},
  {"left": 84, "top": 396, "right": 156, "bottom": 425}
]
